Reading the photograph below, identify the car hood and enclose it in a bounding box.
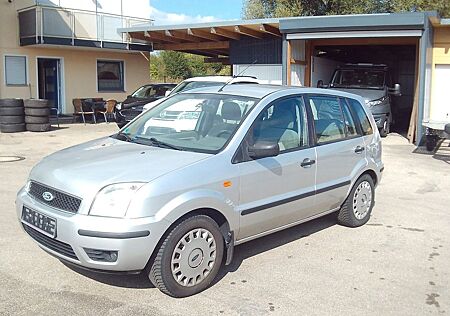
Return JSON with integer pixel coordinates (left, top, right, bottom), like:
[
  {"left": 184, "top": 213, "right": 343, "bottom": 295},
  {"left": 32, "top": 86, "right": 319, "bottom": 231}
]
[
  {"left": 29, "top": 136, "right": 210, "bottom": 201},
  {"left": 143, "top": 97, "right": 166, "bottom": 110},
  {"left": 122, "top": 99, "right": 157, "bottom": 109},
  {"left": 330, "top": 88, "right": 386, "bottom": 102}
]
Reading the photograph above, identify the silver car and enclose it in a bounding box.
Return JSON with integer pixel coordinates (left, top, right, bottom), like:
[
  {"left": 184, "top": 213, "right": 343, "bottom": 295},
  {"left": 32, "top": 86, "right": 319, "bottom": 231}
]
[{"left": 16, "top": 85, "right": 383, "bottom": 297}]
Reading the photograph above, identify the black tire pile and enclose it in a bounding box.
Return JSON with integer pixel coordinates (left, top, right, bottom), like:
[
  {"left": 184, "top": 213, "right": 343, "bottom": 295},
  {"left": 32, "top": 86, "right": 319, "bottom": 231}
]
[
  {"left": 0, "top": 99, "right": 26, "bottom": 133},
  {"left": 24, "top": 99, "right": 51, "bottom": 132}
]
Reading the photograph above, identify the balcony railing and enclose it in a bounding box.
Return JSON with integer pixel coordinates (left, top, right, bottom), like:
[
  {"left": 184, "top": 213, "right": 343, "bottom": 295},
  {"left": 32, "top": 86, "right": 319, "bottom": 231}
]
[{"left": 18, "top": 5, "right": 153, "bottom": 50}]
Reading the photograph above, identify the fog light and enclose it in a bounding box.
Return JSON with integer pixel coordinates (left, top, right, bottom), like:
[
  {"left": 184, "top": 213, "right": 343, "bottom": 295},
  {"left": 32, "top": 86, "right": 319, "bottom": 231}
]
[{"left": 84, "top": 248, "right": 118, "bottom": 262}]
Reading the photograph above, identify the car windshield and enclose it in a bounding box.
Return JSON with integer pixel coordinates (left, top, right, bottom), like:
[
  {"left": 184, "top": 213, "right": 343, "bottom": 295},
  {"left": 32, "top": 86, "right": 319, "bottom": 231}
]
[
  {"left": 131, "top": 85, "right": 172, "bottom": 98},
  {"left": 118, "top": 93, "right": 259, "bottom": 153},
  {"left": 170, "top": 81, "right": 224, "bottom": 95},
  {"left": 331, "top": 69, "right": 386, "bottom": 89}
]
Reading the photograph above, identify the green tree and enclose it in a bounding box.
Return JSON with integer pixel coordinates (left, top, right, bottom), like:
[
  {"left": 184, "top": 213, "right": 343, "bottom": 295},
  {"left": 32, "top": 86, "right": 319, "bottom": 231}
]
[
  {"left": 160, "top": 51, "right": 192, "bottom": 80},
  {"left": 242, "top": 0, "right": 450, "bottom": 18}
]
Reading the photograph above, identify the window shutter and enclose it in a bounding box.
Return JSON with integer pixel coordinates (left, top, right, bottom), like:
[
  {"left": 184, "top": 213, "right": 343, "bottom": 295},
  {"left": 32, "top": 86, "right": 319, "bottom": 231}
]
[{"left": 5, "top": 56, "right": 27, "bottom": 85}]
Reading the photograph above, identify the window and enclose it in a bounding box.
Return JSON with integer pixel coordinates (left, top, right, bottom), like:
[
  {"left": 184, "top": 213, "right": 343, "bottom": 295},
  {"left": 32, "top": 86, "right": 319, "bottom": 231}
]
[
  {"left": 97, "top": 60, "right": 124, "bottom": 92},
  {"left": 5, "top": 55, "right": 27, "bottom": 86},
  {"left": 347, "top": 98, "right": 373, "bottom": 135},
  {"left": 340, "top": 99, "right": 358, "bottom": 137},
  {"left": 251, "top": 97, "right": 308, "bottom": 151},
  {"left": 309, "top": 96, "right": 345, "bottom": 144}
]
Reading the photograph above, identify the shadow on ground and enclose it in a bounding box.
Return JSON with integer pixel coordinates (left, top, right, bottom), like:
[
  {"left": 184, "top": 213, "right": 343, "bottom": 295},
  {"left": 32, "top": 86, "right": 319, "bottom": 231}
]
[{"left": 63, "top": 213, "right": 337, "bottom": 290}]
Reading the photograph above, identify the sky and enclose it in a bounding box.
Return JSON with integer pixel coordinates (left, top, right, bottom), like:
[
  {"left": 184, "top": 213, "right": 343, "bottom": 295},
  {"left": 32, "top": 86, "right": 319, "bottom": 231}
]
[{"left": 148, "top": 0, "right": 244, "bottom": 25}]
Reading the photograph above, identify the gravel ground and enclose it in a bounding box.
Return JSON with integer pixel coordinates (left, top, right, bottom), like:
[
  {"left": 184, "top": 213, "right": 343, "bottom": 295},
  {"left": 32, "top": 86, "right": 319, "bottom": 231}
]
[{"left": 0, "top": 124, "right": 449, "bottom": 315}]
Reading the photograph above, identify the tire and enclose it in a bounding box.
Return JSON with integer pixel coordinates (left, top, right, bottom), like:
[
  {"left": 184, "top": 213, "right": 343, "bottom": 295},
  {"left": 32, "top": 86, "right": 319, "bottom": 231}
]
[
  {"left": 25, "top": 116, "right": 49, "bottom": 124},
  {"left": 0, "top": 123, "right": 26, "bottom": 133},
  {"left": 0, "top": 115, "right": 24, "bottom": 124},
  {"left": 337, "top": 174, "right": 375, "bottom": 227},
  {"left": 26, "top": 123, "right": 51, "bottom": 132},
  {"left": 24, "top": 99, "right": 50, "bottom": 109},
  {"left": 25, "top": 108, "right": 50, "bottom": 116},
  {"left": 0, "top": 107, "right": 24, "bottom": 116},
  {"left": 0, "top": 98, "right": 24, "bottom": 108},
  {"left": 149, "top": 215, "right": 224, "bottom": 297}
]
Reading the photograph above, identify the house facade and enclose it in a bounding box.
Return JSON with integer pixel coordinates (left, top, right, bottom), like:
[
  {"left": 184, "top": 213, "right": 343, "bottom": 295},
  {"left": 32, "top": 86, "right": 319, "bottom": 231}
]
[{"left": 0, "top": 0, "right": 153, "bottom": 114}]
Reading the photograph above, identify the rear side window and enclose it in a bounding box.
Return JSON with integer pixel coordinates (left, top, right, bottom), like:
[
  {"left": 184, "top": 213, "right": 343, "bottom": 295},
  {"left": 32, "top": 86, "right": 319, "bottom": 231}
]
[
  {"left": 340, "top": 99, "right": 358, "bottom": 137},
  {"left": 308, "top": 96, "right": 346, "bottom": 144},
  {"left": 346, "top": 98, "right": 373, "bottom": 135}
]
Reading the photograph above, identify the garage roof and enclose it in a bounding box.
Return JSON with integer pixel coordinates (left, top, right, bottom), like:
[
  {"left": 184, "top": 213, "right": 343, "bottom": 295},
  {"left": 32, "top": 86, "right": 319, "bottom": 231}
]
[{"left": 119, "top": 18, "right": 281, "bottom": 59}]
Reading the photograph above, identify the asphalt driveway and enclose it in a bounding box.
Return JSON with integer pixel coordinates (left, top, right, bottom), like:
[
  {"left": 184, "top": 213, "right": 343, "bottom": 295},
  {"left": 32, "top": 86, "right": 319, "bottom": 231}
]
[{"left": 0, "top": 124, "right": 449, "bottom": 315}]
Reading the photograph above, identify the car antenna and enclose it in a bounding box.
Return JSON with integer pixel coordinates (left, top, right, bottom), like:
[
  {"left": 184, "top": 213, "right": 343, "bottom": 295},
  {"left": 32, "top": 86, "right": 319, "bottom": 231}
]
[{"left": 217, "top": 59, "right": 258, "bottom": 92}]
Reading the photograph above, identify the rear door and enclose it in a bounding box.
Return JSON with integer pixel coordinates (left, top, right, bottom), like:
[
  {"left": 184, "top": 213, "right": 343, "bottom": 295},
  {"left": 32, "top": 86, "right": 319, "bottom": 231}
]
[
  {"left": 237, "top": 95, "right": 316, "bottom": 240},
  {"left": 306, "top": 95, "right": 367, "bottom": 213}
]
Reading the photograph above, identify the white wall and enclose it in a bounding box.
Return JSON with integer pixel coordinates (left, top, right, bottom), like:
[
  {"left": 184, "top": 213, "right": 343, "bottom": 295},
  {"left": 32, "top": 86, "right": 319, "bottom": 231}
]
[
  {"left": 233, "top": 64, "right": 282, "bottom": 85},
  {"left": 430, "top": 64, "right": 450, "bottom": 122},
  {"left": 311, "top": 56, "right": 343, "bottom": 87}
]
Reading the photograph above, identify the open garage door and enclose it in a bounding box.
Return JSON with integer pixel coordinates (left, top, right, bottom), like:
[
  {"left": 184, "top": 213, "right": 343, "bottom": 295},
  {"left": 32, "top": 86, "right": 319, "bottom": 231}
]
[{"left": 287, "top": 34, "right": 420, "bottom": 136}]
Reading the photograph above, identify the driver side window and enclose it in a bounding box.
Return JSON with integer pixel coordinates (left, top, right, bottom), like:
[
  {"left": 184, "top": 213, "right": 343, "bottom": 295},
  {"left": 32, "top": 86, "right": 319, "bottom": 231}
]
[{"left": 250, "top": 96, "right": 308, "bottom": 152}]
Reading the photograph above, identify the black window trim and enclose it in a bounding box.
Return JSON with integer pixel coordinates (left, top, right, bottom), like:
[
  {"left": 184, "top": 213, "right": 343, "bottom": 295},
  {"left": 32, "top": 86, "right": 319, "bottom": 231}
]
[
  {"left": 97, "top": 59, "right": 125, "bottom": 92},
  {"left": 232, "top": 94, "right": 313, "bottom": 164}
]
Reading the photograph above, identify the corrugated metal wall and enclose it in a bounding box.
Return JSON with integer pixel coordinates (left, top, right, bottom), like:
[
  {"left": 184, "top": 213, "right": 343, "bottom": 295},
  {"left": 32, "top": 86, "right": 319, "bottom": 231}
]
[
  {"left": 230, "top": 38, "right": 282, "bottom": 64},
  {"left": 233, "top": 64, "right": 282, "bottom": 84}
]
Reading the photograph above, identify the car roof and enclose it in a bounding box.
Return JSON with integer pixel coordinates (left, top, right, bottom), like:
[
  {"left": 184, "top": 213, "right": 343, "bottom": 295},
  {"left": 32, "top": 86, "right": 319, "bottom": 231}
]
[
  {"left": 183, "top": 76, "right": 258, "bottom": 83},
  {"left": 182, "top": 84, "right": 367, "bottom": 101},
  {"left": 141, "top": 83, "right": 177, "bottom": 87}
]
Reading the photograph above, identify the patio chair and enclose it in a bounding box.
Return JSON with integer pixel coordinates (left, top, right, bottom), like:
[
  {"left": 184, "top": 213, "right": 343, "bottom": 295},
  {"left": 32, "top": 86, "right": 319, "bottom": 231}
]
[
  {"left": 97, "top": 99, "right": 117, "bottom": 123},
  {"left": 72, "top": 98, "right": 96, "bottom": 125}
]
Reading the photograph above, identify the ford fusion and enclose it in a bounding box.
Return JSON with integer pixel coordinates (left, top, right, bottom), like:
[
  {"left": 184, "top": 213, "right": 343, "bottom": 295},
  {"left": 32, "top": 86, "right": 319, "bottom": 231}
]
[{"left": 17, "top": 84, "right": 383, "bottom": 297}]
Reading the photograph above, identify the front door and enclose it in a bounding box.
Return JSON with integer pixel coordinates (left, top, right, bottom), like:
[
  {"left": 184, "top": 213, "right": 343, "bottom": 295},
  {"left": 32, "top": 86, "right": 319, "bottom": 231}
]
[
  {"left": 237, "top": 95, "right": 317, "bottom": 240},
  {"left": 38, "top": 58, "right": 61, "bottom": 113}
]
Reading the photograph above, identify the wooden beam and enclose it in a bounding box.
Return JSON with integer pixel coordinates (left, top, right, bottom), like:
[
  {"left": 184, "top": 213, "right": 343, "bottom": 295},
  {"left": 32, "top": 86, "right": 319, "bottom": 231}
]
[
  {"left": 164, "top": 30, "right": 202, "bottom": 42},
  {"left": 143, "top": 31, "right": 177, "bottom": 43},
  {"left": 182, "top": 50, "right": 219, "bottom": 58},
  {"left": 211, "top": 27, "right": 240, "bottom": 40},
  {"left": 187, "top": 28, "right": 224, "bottom": 42},
  {"left": 154, "top": 41, "right": 229, "bottom": 51},
  {"left": 234, "top": 25, "right": 264, "bottom": 39},
  {"left": 259, "top": 24, "right": 281, "bottom": 37}
]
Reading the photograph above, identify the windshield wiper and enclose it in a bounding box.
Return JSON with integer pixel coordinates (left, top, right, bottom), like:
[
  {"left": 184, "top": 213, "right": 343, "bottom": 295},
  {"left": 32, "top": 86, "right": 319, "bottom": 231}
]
[
  {"left": 115, "top": 132, "right": 133, "bottom": 142},
  {"left": 134, "top": 136, "right": 183, "bottom": 151}
]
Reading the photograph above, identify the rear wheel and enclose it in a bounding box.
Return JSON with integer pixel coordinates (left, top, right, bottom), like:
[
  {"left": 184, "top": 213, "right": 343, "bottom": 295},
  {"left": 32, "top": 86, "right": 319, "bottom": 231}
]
[
  {"left": 148, "top": 215, "right": 224, "bottom": 297},
  {"left": 337, "top": 174, "right": 375, "bottom": 227}
]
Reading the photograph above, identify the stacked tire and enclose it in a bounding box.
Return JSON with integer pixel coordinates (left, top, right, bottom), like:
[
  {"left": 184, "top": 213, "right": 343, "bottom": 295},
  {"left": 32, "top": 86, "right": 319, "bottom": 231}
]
[
  {"left": 0, "top": 99, "right": 26, "bottom": 133},
  {"left": 24, "top": 99, "right": 51, "bottom": 132}
]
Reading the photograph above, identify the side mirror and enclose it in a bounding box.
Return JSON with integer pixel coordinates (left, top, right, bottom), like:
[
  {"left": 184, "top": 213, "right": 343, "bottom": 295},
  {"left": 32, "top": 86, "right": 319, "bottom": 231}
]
[
  {"left": 127, "top": 95, "right": 132, "bottom": 98},
  {"left": 444, "top": 123, "right": 450, "bottom": 135},
  {"left": 248, "top": 141, "right": 279, "bottom": 159},
  {"left": 165, "top": 90, "right": 172, "bottom": 97},
  {"left": 389, "top": 84, "right": 401, "bottom": 96}
]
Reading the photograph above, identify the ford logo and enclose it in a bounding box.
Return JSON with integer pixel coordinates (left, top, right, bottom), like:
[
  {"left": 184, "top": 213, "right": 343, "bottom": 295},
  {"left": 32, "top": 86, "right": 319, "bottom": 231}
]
[{"left": 42, "top": 191, "right": 54, "bottom": 202}]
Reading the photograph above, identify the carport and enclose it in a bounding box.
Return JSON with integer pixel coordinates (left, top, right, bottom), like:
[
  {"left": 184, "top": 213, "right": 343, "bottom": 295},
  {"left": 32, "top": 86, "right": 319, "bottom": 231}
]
[{"left": 279, "top": 12, "right": 438, "bottom": 142}]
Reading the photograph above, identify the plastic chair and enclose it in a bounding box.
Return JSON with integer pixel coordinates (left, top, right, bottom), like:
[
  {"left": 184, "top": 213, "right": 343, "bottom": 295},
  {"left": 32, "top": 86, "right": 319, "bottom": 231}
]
[
  {"left": 72, "top": 99, "right": 96, "bottom": 125},
  {"left": 97, "top": 99, "right": 117, "bottom": 123}
]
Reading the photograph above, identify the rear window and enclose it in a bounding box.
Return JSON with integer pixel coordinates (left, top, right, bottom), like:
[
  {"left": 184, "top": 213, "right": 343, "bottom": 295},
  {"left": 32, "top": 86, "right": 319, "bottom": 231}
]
[{"left": 346, "top": 98, "right": 373, "bottom": 135}]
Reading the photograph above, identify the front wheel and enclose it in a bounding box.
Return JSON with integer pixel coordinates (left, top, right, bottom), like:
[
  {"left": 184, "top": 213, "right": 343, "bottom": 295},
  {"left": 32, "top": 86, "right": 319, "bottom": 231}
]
[
  {"left": 337, "top": 174, "right": 375, "bottom": 227},
  {"left": 148, "top": 215, "right": 224, "bottom": 297}
]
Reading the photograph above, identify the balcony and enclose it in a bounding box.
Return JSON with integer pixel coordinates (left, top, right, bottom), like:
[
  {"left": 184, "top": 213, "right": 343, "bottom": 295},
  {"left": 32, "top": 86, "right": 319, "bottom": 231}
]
[{"left": 18, "top": 5, "right": 153, "bottom": 52}]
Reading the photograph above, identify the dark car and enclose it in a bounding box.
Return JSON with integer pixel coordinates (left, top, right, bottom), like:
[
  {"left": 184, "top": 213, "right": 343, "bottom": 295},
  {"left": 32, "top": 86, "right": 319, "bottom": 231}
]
[{"left": 116, "top": 83, "right": 176, "bottom": 128}]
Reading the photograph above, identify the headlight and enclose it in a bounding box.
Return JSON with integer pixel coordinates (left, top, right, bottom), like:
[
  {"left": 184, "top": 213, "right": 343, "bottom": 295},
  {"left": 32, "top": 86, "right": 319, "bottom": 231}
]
[
  {"left": 89, "top": 182, "right": 144, "bottom": 218},
  {"left": 116, "top": 103, "right": 122, "bottom": 110},
  {"left": 366, "top": 96, "right": 388, "bottom": 107}
]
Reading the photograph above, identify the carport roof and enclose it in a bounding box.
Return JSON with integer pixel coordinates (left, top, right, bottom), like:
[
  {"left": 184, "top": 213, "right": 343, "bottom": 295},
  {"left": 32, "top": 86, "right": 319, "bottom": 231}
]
[
  {"left": 119, "top": 18, "right": 281, "bottom": 60},
  {"left": 279, "top": 11, "right": 438, "bottom": 33}
]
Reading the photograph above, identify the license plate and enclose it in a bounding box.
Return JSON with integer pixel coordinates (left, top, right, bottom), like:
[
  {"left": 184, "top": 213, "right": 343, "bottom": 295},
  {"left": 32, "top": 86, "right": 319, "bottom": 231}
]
[{"left": 22, "top": 206, "right": 57, "bottom": 238}]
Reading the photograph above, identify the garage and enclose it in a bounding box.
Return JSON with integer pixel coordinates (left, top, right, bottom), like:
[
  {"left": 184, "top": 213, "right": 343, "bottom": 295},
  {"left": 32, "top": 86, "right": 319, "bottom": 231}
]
[{"left": 280, "top": 12, "right": 437, "bottom": 142}]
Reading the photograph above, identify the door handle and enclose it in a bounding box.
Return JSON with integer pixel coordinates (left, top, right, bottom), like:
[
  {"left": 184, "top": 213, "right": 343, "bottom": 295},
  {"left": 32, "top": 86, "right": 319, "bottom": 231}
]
[
  {"left": 354, "top": 146, "right": 365, "bottom": 154},
  {"left": 301, "top": 158, "right": 316, "bottom": 168}
]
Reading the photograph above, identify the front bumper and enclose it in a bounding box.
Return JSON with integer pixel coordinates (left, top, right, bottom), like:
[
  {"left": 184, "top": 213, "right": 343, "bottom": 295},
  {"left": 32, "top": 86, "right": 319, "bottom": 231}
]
[{"left": 16, "top": 188, "right": 170, "bottom": 272}]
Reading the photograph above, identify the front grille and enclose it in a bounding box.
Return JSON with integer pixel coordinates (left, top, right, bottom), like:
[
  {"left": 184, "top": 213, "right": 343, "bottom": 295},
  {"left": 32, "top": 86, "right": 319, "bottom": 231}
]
[
  {"left": 29, "top": 181, "right": 81, "bottom": 213},
  {"left": 22, "top": 224, "right": 78, "bottom": 260}
]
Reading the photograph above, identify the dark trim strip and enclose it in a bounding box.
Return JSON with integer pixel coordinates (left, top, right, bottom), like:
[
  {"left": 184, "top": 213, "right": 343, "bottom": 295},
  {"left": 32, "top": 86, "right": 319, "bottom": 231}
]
[
  {"left": 78, "top": 229, "right": 150, "bottom": 239},
  {"left": 241, "top": 180, "right": 351, "bottom": 216}
]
